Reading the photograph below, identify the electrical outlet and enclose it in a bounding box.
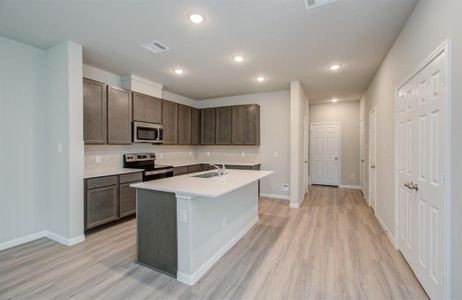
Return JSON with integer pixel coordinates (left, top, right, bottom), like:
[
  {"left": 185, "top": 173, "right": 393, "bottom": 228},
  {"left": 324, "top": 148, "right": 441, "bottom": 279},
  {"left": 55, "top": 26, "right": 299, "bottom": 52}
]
[
  {"left": 206, "top": 152, "right": 210, "bottom": 156},
  {"left": 189, "top": 151, "right": 192, "bottom": 157},
  {"left": 159, "top": 153, "right": 164, "bottom": 159},
  {"left": 282, "top": 184, "right": 289, "bottom": 192},
  {"left": 95, "top": 155, "right": 102, "bottom": 163},
  {"left": 241, "top": 152, "right": 246, "bottom": 157}
]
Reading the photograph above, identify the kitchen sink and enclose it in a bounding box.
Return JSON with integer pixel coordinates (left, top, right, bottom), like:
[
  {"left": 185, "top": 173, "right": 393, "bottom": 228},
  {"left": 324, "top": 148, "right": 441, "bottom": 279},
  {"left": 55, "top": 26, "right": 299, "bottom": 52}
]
[{"left": 192, "top": 171, "right": 224, "bottom": 178}]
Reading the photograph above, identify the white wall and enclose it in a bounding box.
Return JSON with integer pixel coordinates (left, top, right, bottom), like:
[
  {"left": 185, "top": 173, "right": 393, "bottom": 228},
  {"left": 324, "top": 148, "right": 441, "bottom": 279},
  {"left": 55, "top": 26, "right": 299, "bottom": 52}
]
[
  {"left": 0, "top": 38, "right": 84, "bottom": 247},
  {"left": 289, "top": 81, "right": 309, "bottom": 207},
  {"left": 309, "top": 101, "right": 360, "bottom": 186},
  {"left": 0, "top": 36, "right": 46, "bottom": 244},
  {"left": 197, "top": 90, "right": 291, "bottom": 199},
  {"left": 360, "top": 0, "right": 462, "bottom": 296}
]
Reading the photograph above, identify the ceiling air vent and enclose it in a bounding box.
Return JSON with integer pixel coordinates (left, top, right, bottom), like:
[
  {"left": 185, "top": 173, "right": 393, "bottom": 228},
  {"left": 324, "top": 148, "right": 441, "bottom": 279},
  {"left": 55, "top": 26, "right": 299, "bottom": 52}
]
[
  {"left": 304, "top": 0, "right": 340, "bottom": 10},
  {"left": 141, "top": 40, "right": 170, "bottom": 54}
]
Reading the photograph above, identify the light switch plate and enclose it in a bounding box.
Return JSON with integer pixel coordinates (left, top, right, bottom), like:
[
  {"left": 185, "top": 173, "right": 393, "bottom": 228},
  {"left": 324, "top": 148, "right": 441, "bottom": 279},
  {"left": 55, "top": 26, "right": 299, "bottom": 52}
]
[
  {"left": 57, "top": 143, "right": 63, "bottom": 153},
  {"left": 95, "top": 155, "right": 102, "bottom": 163}
]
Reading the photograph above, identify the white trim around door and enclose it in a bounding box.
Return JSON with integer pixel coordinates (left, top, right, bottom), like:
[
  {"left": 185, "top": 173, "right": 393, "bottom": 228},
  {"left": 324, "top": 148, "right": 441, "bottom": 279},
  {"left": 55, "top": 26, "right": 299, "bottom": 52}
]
[
  {"left": 368, "top": 107, "right": 377, "bottom": 210},
  {"left": 394, "top": 39, "right": 451, "bottom": 300},
  {"left": 309, "top": 122, "right": 341, "bottom": 187}
]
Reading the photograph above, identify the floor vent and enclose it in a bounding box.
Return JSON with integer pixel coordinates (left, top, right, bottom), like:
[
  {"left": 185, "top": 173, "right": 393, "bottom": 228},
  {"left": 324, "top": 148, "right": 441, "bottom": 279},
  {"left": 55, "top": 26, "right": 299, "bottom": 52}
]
[
  {"left": 304, "top": 0, "right": 340, "bottom": 10},
  {"left": 141, "top": 40, "right": 170, "bottom": 54}
]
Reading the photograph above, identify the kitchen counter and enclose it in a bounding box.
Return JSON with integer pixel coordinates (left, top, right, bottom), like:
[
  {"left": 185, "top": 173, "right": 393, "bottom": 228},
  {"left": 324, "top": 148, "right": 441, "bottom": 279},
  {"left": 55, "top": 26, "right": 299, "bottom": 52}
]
[
  {"left": 131, "top": 169, "right": 272, "bottom": 197},
  {"left": 132, "top": 168, "right": 273, "bottom": 285},
  {"left": 84, "top": 168, "right": 144, "bottom": 179},
  {"left": 159, "top": 161, "right": 262, "bottom": 168}
]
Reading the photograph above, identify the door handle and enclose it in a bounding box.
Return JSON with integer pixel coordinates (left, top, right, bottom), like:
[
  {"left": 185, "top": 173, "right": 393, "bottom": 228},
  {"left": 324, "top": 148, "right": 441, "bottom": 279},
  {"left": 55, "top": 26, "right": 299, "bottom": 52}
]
[
  {"left": 403, "top": 181, "right": 419, "bottom": 192},
  {"left": 361, "top": 159, "right": 365, "bottom": 162},
  {"left": 334, "top": 157, "right": 338, "bottom": 160},
  {"left": 370, "top": 165, "right": 376, "bottom": 169}
]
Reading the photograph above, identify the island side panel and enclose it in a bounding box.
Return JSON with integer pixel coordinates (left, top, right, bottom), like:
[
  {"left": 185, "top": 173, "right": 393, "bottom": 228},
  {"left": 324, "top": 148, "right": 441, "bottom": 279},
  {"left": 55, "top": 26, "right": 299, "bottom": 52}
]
[
  {"left": 136, "top": 189, "right": 178, "bottom": 278},
  {"left": 176, "top": 182, "right": 259, "bottom": 284}
]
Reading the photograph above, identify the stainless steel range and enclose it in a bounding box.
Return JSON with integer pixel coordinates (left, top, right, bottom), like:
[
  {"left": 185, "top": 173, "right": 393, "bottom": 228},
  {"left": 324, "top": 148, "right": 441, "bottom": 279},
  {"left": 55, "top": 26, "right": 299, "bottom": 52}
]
[{"left": 123, "top": 153, "right": 173, "bottom": 181}]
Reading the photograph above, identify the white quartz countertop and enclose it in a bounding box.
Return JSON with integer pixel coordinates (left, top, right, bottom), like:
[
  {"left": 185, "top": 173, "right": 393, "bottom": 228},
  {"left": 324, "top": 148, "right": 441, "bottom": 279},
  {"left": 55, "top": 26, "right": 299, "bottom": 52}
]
[
  {"left": 162, "top": 161, "right": 262, "bottom": 168},
  {"left": 130, "top": 169, "right": 273, "bottom": 198},
  {"left": 84, "top": 168, "right": 144, "bottom": 179}
]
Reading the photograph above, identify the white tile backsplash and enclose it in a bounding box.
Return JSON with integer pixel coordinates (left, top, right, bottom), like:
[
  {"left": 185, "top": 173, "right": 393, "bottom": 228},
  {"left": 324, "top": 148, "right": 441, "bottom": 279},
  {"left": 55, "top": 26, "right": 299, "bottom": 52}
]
[{"left": 85, "top": 144, "right": 262, "bottom": 171}]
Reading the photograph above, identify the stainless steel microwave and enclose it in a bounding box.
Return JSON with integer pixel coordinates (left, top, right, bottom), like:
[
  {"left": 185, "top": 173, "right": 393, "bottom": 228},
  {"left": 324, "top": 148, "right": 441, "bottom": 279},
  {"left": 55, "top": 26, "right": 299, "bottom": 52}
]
[{"left": 133, "top": 121, "right": 163, "bottom": 144}]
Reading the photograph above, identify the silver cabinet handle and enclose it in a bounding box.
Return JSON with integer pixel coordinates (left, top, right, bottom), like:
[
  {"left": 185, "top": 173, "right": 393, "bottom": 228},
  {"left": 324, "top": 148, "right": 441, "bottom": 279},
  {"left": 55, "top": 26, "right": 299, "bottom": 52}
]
[{"left": 404, "top": 181, "right": 419, "bottom": 191}]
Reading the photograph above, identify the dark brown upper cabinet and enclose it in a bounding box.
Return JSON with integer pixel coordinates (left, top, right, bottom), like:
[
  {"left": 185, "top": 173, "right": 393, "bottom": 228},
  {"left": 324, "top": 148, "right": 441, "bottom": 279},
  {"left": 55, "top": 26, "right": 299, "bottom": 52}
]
[
  {"left": 162, "top": 100, "right": 178, "bottom": 144},
  {"left": 201, "top": 108, "right": 216, "bottom": 145},
  {"left": 133, "top": 92, "right": 162, "bottom": 124},
  {"left": 178, "top": 104, "right": 192, "bottom": 145},
  {"left": 244, "top": 104, "right": 260, "bottom": 145},
  {"left": 83, "top": 78, "right": 107, "bottom": 144},
  {"left": 107, "top": 86, "right": 132, "bottom": 145},
  {"left": 232, "top": 105, "right": 245, "bottom": 145},
  {"left": 191, "top": 108, "right": 200, "bottom": 145},
  {"left": 216, "top": 106, "right": 232, "bottom": 145}
]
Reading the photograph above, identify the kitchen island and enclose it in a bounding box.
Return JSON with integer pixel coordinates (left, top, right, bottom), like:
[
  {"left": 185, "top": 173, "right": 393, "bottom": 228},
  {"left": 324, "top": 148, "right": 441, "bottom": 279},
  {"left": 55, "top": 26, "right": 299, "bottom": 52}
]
[{"left": 131, "top": 169, "right": 273, "bottom": 285}]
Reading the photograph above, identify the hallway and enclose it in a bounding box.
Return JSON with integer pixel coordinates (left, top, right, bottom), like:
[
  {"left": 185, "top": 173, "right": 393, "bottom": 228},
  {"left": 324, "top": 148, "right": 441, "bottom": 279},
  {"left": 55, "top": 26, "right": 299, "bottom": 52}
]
[{"left": 0, "top": 186, "right": 427, "bottom": 299}]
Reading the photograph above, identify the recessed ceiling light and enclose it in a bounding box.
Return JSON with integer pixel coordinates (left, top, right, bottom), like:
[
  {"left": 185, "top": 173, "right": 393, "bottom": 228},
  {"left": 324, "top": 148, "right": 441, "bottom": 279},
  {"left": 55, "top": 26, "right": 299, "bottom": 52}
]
[
  {"left": 332, "top": 98, "right": 338, "bottom": 103},
  {"left": 174, "top": 68, "right": 184, "bottom": 75},
  {"left": 257, "top": 76, "right": 265, "bottom": 82},
  {"left": 330, "top": 64, "right": 341, "bottom": 71},
  {"left": 233, "top": 55, "right": 244, "bottom": 63},
  {"left": 189, "top": 13, "right": 205, "bottom": 24}
]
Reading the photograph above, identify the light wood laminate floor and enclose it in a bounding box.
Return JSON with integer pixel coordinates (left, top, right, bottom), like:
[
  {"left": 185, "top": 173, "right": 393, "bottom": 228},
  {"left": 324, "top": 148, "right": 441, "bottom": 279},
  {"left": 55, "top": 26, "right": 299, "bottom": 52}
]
[{"left": 0, "top": 186, "right": 428, "bottom": 300}]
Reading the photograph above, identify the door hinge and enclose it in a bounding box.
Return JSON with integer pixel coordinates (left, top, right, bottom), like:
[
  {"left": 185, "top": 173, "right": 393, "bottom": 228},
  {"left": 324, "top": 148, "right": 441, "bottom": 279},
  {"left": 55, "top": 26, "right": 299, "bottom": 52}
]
[{"left": 441, "top": 272, "right": 445, "bottom": 287}]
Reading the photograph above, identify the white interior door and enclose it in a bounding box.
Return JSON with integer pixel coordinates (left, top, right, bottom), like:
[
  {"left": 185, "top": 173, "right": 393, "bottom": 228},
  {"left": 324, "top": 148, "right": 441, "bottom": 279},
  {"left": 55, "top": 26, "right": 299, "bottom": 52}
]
[
  {"left": 397, "top": 48, "right": 446, "bottom": 300},
  {"left": 304, "top": 117, "right": 309, "bottom": 193},
  {"left": 367, "top": 108, "right": 377, "bottom": 210},
  {"left": 368, "top": 108, "right": 377, "bottom": 209},
  {"left": 310, "top": 123, "right": 340, "bottom": 186},
  {"left": 360, "top": 120, "right": 366, "bottom": 194}
]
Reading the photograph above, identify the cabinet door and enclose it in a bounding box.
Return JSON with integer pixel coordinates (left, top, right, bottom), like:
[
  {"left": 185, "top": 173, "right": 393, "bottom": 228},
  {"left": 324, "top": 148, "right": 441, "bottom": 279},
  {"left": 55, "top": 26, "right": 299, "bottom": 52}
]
[
  {"left": 216, "top": 106, "right": 232, "bottom": 145},
  {"left": 83, "top": 78, "right": 107, "bottom": 144},
  {"left": 232, "top": 105, "right": 245, "bottom": 145},
  {"left": 133, "top": 92, "right": 148, "bottom": 122},
  {"left": 244, "top": 104, "right": 261, "bottom": 145},
  {"left": 178, "top": 105, "right": 192, "bottom": 145},
  {"left": 146, "top": 96, "right": 162, "bottom": 124},
  {"left": 119, "top": 182, "right": 139, "bottom": 218},
  {"left": 201, "top": 108, "right": 216, "bottom": 145},
  {"left": 191, "top": 108, "right": 200, "bottom": 145},
  {"left": 162, "top": 100, "right": 178, "bottom": 144},
  {"left": 86, "top": 185, "right": 118, "bottom": 230},
  {"left": 108, "top": 86, "right": 132, "bottom": 144}
]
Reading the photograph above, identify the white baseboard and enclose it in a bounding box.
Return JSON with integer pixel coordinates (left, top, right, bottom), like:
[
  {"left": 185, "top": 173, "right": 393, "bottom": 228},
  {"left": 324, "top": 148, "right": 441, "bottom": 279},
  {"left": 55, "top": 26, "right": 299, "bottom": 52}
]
[
  {"left": 289, "top": 202, "right": 300, "bottom": 208},
  {"left": 339, "top": 185, "right": 362, "bottom": 190},
  {"left": 375, "top": 212, "right": 398, "bottom": 249},
  {"left": 46, "top": 232, "right": 85, "bottom": 246},
  {"left": 259, "top": 193, "right": 290, "bottom": 200},
  {"left": 0, "top": 231, "right": 47, "bottom": 251},
  {"left": 177, "top": 216, "right": 259, "bottom": 286},
  {"left": 0, "top": 231, "right": 85, "bottom": 251}
]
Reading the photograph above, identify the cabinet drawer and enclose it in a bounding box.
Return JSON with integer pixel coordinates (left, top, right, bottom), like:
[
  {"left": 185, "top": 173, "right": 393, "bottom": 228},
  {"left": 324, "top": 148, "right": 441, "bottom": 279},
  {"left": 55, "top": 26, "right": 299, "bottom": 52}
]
[
  {"left": 174, "top": 166, "right": 189, "bottom": 176},
  {"left": 187, "top": 164, "right": 202, "bottom": 174},
  {"left": 86, "top": 175, "right": 118, "bottom": 189},
  {"left": 119, "top": 172, "right": 142, "bottom": 184}
]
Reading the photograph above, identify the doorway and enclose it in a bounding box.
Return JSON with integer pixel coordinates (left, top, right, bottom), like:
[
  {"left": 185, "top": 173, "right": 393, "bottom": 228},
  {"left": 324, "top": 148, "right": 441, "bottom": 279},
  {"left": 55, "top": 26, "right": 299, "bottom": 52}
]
[
  {"left": 310, "top": 122, "right": 340, "bottom": 186},
  {"left": 360, "top": 120, "right": 366, "bottom": 195},
  {"left": 395, "top": 42, "right": 450, "bottom": 300},
  {"left": 368, "top": 108, "right": 377, "bottom": 209}
]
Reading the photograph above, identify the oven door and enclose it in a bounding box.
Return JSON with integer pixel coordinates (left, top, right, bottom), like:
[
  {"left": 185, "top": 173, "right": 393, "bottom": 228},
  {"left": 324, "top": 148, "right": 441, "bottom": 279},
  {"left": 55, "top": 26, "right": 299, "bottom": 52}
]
[
  {"left": 143, "top": 168, "right": 174, "bottom": 181},
  {"left": 133, "top": 121, "right": 162, "bottom": 143}
]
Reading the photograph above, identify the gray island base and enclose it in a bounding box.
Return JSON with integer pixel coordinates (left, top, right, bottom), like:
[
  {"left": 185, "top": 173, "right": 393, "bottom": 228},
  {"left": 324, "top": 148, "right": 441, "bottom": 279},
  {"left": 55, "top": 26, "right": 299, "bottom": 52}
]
[{"left": 132, "top": 169, "right": 273, "bottom": 285}]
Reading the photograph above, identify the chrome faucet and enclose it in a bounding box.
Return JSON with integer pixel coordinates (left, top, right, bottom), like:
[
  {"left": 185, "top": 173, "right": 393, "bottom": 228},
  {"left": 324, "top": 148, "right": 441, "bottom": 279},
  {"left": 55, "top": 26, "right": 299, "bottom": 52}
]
[{"left": 209, "top": 163, "right": 226, "bottom": 176}]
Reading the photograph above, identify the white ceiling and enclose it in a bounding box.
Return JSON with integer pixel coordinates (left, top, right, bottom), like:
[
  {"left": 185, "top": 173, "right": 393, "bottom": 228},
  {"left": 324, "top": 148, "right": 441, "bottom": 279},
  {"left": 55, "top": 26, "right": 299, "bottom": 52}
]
[{"left": 0, "top": 0, "right": 418, "bottom": 103}]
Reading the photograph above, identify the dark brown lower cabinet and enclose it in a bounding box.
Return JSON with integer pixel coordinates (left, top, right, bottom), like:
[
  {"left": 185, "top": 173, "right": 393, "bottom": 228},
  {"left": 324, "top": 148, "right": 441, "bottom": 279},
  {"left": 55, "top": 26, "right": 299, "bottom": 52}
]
[
  {"left": 187, "top": 164, "right": 202, "bottom": 173},
  {"left": 173, "top": 166, "right": 189, "bottom": 176},
  {"left": 85, "top": 184, "right": 118, "bottom": 230},
  {"left": 85, "top": 172, "right": 142, "bottom": 231}
]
